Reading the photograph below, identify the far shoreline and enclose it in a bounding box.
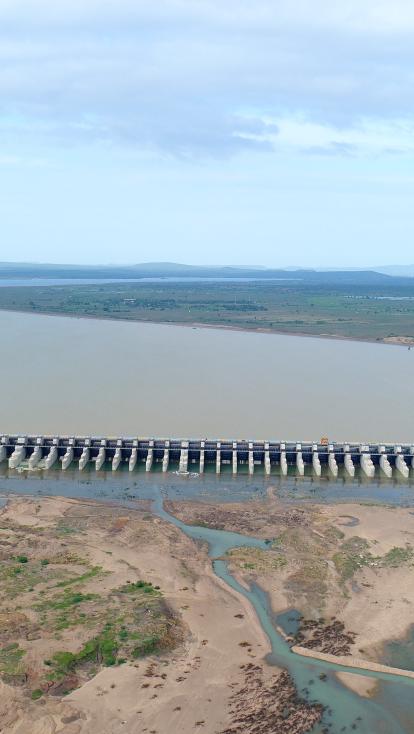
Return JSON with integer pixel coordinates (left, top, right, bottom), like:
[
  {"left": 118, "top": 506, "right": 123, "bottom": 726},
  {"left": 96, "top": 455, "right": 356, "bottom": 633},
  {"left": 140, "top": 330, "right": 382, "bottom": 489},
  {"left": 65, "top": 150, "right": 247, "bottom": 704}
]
[{"left": 0, "top": 306, "right": 413, "bottom": 349}]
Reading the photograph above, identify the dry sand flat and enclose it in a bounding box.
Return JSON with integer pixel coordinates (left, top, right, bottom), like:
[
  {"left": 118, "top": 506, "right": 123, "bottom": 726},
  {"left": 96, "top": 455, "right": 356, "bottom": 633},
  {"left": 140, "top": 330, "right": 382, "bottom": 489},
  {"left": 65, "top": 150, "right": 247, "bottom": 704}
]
[
  {"left": 322, "top": 504, "right": 414, "bottom": 658},
  {"left": 2, "top": 493, "right": 414, "bottom": 730},
  {"left": 292, "top": 646, "right": 414, "bottom": 681},
  {"left": 334, "top": 671, "right": 378, "bottom": 699},
  {"left": 0, "top": 496, "right": 278, "bottom": 734}
]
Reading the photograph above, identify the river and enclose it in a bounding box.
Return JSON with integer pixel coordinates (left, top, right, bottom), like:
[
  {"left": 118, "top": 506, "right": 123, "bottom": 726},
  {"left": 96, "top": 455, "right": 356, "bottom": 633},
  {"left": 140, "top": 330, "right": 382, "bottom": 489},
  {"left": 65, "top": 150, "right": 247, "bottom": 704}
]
[{"left": 0, "top": 310, "right": 413, "bottom": 441}]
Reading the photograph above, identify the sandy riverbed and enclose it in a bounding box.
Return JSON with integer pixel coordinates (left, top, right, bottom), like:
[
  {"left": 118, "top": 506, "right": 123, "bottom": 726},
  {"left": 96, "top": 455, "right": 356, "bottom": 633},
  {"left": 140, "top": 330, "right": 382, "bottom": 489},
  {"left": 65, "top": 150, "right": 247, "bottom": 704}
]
[
  {"left": 0, "top": 496, "right": 321, "bottom": 734},
  {"left": 166, "top": 497, "right": 414, "bottom": 695}
]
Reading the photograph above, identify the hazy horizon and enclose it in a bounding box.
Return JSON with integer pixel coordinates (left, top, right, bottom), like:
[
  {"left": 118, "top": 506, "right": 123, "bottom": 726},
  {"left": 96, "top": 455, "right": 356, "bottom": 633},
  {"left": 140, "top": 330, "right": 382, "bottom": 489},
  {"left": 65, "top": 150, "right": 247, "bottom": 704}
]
[{"left": 0, "top": 259, "right": 414, "bottom": 274}]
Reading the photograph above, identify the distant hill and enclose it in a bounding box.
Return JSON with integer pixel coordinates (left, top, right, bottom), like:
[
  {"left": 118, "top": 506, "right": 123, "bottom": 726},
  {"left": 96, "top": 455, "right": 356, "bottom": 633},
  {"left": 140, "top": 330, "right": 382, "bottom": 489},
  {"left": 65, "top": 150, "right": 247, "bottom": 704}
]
[
  {"left": 0, "top": 261, "right": 412, "bottom": 285},
  {"left": 373, "top": 265, "right": 414, "bottom": 277}
]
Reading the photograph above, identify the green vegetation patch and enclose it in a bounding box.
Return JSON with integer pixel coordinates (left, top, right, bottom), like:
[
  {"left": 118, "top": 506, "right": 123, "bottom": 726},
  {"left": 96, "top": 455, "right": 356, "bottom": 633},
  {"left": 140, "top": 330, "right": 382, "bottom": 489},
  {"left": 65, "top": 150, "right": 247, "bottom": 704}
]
[
  {"left": 381, "top": 546, "right": 414, "bottom": 567},
  {"left": 118, "top": 580, "right": 160, "bottom": 595},
  {"left": 333, "top": 537, "right": 373, "bottom": 581},
  {"left": 45, "top": 582, "right": 181, "bottom": 686},
  {"left": 132, "top": 633, "right": 163, "bottom": 658},
  {"left": 0, "top": 643, "right": 26, "bottom": 679},
  {"left": 286, "top": 560, "right": 328, "bottom": 598},
  {"left": 55, "top": 565, "right": 103, "bottom": 588},
  {"left": 50, "top": 629, "right": 120, "bottom": 676},
  {"left": 0, "top": 557, "right": 62, "bottom": 597},
  {"left": 56, "top": 522, "right": 81, "bottom": 536},
  {"left": 227, "top": 546, "right": 287, "bottom": 573},
  {"left": 36, "top": 590, "right": 99, "bottom": 611},
  {"left": 333, "top": 539, "right": 414, "bottom": 582},
  {"left": 0, "top": 504, "right": 183, "bottom": 700}
]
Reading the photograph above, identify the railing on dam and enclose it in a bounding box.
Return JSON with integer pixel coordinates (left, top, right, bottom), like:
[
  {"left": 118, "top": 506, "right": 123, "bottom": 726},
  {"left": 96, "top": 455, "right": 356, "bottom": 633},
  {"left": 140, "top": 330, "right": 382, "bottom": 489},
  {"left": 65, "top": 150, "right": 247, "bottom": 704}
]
[{"left": 1, "top": 434, "right": 414, "bottom": 480}]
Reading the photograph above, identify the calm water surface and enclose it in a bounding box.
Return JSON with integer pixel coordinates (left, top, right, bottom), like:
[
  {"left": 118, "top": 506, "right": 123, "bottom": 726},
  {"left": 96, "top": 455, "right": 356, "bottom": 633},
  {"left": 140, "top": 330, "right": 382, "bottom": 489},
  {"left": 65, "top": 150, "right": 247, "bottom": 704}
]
[{"left": 0, "top": 310, "right": 413, "bottom": 440}]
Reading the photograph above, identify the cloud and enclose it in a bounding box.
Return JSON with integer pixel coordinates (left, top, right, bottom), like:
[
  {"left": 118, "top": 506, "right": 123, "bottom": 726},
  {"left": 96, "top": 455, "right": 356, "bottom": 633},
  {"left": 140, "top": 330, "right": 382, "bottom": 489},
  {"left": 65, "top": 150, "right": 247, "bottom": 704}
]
[
  {"left": 235, "top": 117, "right": 414, "bottom": 156},
  {"left": 1, "top": 1, "right": 414, "bottom": 156}
]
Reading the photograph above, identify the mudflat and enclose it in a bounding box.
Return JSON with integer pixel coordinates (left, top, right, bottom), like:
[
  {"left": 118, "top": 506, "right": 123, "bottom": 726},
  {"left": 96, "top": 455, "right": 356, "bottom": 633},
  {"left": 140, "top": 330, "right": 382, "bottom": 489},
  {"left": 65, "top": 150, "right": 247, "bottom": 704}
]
[
  {"left": 0, "top": 496, "right": 322, "bottom": 734},
  {"left": 166, "top": 497, "right": 414, "bottom": 692}
]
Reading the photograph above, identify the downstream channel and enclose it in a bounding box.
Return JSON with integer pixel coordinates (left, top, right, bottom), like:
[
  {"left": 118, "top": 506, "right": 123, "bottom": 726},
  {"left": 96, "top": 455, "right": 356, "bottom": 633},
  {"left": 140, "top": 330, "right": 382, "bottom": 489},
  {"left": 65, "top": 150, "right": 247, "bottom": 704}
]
[
  {"left": 152, "top": 491, "right": 414, "bottom": 734},
  {"left": 2, "top": 471, "right": 414, "bottom": 732}
]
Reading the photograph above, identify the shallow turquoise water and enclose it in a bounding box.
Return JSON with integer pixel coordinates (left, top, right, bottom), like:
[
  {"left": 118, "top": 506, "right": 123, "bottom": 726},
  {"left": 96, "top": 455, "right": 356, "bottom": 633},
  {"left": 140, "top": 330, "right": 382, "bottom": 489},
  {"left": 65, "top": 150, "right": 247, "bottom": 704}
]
[
  {"left": 151, "top": 492, "right": 414, "bottom": 734},
  {"left": 382, "top": 626, "right": 414, "bottom": 673},
  {"left": 276, "top": 607, "right": 302, "bottom": 636},
  {"left": 0, "top": 465, "right": 413, "bottom": 507}
]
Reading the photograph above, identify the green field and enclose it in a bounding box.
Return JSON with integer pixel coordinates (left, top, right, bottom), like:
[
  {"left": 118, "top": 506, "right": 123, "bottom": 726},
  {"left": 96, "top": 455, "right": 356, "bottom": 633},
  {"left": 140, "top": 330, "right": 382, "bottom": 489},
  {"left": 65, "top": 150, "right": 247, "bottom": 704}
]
[{"left": 0, "top": 280, "right": 414, "bottom": 342}]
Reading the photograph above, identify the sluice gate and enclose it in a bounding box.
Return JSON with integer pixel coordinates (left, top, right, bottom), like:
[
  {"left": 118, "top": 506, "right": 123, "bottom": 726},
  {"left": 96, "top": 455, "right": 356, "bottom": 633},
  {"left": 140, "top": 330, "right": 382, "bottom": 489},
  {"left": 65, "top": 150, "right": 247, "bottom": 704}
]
[{"left": 1, "top": 434, "right": 414, "bottom": 480}]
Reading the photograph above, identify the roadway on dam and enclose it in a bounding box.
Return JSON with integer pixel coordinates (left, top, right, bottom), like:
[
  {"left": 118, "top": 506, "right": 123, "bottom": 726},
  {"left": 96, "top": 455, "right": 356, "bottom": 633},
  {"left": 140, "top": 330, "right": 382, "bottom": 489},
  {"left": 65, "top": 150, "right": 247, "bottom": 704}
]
[{"left": 1, "top": 310, "right": 413, "bottom": 441}]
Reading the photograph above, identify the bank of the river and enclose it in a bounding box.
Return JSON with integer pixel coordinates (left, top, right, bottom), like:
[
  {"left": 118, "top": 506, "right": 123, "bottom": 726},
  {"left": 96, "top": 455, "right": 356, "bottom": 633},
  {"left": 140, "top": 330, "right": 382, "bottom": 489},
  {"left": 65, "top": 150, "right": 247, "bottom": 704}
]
[
  {"left": 1, "top": 273, "right": 413, "bottom": 344},
  {"left": 1, "top": 305, "right": 414, "bottom": 347}
]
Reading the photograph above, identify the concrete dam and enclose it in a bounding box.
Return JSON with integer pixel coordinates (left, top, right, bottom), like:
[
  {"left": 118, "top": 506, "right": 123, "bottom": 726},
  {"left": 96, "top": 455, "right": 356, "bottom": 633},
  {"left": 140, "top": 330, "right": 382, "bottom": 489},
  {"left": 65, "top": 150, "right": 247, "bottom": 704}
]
[{"left": 1, "top": 434, "right": 414, "bottom": 480}]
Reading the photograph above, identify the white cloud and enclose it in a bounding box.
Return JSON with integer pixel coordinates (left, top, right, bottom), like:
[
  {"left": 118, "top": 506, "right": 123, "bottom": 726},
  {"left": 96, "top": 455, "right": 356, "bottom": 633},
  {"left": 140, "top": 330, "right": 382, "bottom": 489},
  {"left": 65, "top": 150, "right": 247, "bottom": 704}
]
[
  {"left": 1, "top": 1, "right": 414, "bottom": 156},
  {"left": 236, "top": 116, "right": 414, "bottom": 155}
]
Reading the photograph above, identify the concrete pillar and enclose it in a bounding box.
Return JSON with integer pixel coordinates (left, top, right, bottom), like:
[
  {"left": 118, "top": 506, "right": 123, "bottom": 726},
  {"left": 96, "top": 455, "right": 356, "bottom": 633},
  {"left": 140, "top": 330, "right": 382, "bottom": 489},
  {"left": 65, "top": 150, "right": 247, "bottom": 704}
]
[
  {"left": 248, "top": 441, "right": 254, "bottom": 475},
  {"left": 216, "top": 441, "right": 221, "bottom": 474},
  {"left": 0, "top": 437, "right": 7, "bottom": 463},
  {"left": 112, "top": 448, "right": 122, "bottom": 471},
  {"left": 296, "top": 443, "right": 304, "bottom": 476},
  {"left": 343, "top": 444, "right": 355, "bottom": 477},
  {"left": 45, "top": 440, "right": 59, "bottom": 470},
  {"left": 232, "top": 441, "right": 238, "bottom": 475},
  {"left": 395, "top": 446, "right": 409, "bottom": 478},
  {"left": 96, "top": 440, "right": 107, "bottom": 471},
  {"left": 199, "top": 441, "right": 205, "bottom": 474},
  {"left": 379, "top": 445, "right": 392, "bottom": 478},
  {"left": 264, "top": 442, "right": 271, "bottom": 475},
  {"left": 179, "top": 440, "right": 189, "bottom": 473},
  {"left": 145, "top": 440, "right": 154, "bottom": 472},
  {"left": 62, "top": 438, "right": 75, "bottom": 470},
  {"left": 129, "top": 440, "right": 138, "bottom": 472},
  {"left": 359, "top": 445, "right": 375, "bottom": 478},
  {"left": 312, "top": 443, "right": 321, "bottom": 477},
  {"left": 328, "top": 445, "right": 338, "bottom": 477},
  {"left": 29, "top": 437, "right": 43, "bottom": 469},
  {"left": 9, "top": 437, "right": 27, "bottom": 469},
  {"left": 280, "top": 443, "right": 288, "bottom": 476},
  {"left": 79, "top": 439, "right": 91, "bottom": 471},
  {"left": 162, "top": 440, "right": 170, "bottom": 472},
  {"left": 128, "top": 448, "right": 137, "bottom": 472}
]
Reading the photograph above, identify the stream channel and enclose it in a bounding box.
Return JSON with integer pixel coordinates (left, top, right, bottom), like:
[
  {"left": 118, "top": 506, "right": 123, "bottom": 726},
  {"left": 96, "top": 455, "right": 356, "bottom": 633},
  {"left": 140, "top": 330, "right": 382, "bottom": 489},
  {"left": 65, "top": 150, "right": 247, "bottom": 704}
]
[{"left": 1, "top": 470, "right": 414, "bottom": 732}]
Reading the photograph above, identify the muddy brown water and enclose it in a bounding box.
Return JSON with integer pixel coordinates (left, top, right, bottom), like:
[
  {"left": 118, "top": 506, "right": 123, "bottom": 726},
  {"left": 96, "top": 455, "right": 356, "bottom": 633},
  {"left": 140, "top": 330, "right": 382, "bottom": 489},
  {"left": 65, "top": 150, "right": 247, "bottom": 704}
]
[{"left": 1, "top": 310, "right": 413, "bottom": 441}]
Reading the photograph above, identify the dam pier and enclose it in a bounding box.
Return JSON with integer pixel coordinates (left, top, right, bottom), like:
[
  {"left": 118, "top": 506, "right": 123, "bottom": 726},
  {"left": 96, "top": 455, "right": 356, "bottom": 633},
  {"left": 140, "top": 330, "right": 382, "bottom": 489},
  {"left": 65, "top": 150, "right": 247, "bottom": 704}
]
[{"left": 1, "top": 435, "right": 414, "bottom": 480}]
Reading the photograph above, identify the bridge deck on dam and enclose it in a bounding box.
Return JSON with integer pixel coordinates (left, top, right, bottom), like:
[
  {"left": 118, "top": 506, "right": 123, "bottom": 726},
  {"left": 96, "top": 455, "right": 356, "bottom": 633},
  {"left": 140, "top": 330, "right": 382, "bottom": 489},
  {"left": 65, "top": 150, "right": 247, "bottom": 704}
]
[{"left": 1, "top": 434, "right": 413, "bottom": 481}]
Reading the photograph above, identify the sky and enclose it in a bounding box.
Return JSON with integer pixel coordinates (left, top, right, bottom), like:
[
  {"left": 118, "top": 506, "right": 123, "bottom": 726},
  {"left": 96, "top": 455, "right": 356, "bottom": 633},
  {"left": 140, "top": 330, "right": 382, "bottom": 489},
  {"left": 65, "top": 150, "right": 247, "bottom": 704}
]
[{"left": 1, "top": 0, "right": 414, "bottom": 267}]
